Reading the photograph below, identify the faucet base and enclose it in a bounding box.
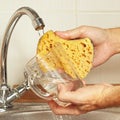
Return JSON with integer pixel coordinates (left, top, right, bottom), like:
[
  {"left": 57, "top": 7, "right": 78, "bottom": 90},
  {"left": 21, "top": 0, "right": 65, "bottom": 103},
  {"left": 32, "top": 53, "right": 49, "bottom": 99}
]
[{"left": 0, "top": 103, "right": 13, "bottom": 109}]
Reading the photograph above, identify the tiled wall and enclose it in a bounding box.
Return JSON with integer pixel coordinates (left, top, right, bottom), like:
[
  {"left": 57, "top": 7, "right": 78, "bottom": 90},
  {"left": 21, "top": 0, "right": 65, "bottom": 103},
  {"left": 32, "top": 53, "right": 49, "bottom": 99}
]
[{"left": 0, "top": 0, "right": 120, "bottom": 87}]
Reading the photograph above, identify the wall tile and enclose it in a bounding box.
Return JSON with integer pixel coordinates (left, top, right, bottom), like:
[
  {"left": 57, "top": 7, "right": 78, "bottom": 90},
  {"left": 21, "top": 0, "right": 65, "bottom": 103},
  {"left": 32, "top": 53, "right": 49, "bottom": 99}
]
[
  {"left": 1, "top": 0, "right": 75, "bottom": 12},
  {"left": 77, "top": 0, "right": 120, "bottom": 11},
  {"left": 86, "top": 55, "right": 120, "bottom": 84},
  {"left": 76, "top": 12, "right": 120, "bottom": 28},
  {"left": 0, "top": 0, "right": 120, "bottom": 87},
  {"left": 6, "top": 10, "right": 76, "bottom": 86},
  {"left": 42, "top": 11, "right": 76, "bottom": 31}
]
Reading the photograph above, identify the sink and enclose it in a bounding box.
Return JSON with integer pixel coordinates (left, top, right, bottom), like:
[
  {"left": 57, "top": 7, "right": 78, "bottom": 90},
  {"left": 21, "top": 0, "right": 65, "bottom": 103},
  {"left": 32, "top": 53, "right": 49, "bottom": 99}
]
[{"left": 0, "top": 103, "right": 120, "bottom": 120}]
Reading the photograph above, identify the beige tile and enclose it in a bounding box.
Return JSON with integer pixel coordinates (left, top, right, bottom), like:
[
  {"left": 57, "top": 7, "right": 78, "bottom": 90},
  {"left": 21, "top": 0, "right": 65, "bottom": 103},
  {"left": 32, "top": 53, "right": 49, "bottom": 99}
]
[
  {"left": 1, "top": 0, "right": 120, "bottom": 86},
  {"left": 42, "top": 11, "right": 76, "bottom": 31},
  {"left": 76, "top": 12, "right": 120, "bottom": 28},
  {"left": 0, "top": 0, "right": 76, "bottom": 12},
  {"left": 86, "top": 51, "right": 120, "bottom": 84},
  {"left": 77, "top": 0, "right": 120, "bottom": 11}
]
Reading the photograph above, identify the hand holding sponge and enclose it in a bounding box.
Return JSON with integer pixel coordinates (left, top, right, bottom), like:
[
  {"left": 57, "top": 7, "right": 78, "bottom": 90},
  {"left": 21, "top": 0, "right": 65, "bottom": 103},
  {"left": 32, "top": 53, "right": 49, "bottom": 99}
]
[{"left": 37, "top": 30, "right": 94, "bottom": 79}]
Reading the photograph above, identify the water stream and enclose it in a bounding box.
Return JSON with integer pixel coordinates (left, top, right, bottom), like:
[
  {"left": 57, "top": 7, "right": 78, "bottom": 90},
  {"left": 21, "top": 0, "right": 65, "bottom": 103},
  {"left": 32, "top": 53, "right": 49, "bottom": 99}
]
[{"left": 38, "top": 29, "right": 44, "bottom": 37}]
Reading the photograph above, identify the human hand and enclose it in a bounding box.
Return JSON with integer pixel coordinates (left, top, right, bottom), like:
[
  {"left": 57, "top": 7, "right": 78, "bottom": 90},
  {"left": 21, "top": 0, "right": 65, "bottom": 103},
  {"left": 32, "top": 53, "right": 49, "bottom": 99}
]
[
  {"left": 48, "top": 83, "right": 113, "bottom": 115},
  {"left": 55, "top": 26, "right": 119, "bottom": 67}
]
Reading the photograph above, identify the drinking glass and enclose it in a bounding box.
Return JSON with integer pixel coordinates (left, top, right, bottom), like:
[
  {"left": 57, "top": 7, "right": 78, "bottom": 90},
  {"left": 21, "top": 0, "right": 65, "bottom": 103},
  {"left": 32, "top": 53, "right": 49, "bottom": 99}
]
[{"left": 25, "top": 44, "right": 84, "bottom": 107}]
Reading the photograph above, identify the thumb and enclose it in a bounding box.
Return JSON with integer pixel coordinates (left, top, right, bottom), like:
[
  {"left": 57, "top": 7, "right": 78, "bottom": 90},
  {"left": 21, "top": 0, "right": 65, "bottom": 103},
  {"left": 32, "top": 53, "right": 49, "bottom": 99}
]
[
  {"left": 57, "top": 84, "right": 78, "bottom": 103},
  {"left": 55, "top": 26, "right": 87, "bottom": 40}
]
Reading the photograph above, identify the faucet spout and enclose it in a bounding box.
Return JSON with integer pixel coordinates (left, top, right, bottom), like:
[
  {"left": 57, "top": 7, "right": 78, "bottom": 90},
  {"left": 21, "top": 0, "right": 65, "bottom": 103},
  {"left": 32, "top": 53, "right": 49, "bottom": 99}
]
[
  {"left": 1, "top": 7, "right": 45, "bottom": 85},
  {"left": 0, "top": 7, "right": 45, "bottom": 108}
]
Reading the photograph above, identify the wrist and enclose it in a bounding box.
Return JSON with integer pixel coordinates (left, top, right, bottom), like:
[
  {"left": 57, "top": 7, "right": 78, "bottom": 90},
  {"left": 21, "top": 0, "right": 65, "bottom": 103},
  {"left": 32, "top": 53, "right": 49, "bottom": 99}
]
[
  {"left": 99, "top": 85, "right": 120, "bottom": 108},
  {"left": 106, "top": 28, "right": 120, "bottom": 55}
]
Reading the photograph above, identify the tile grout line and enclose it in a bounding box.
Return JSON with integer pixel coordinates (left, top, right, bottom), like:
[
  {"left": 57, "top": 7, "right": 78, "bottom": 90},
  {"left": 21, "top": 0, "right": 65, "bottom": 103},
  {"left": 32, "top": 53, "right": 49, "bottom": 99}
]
[{"left": 77, "top": 11, "right": 120, "bottom": 14}]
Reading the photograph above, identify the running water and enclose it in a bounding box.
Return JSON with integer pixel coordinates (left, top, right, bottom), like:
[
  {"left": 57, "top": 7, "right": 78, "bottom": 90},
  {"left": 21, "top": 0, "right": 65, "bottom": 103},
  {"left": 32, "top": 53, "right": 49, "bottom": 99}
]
[{"left": 38, "top": 29, "right": 44, "bottom": 37}]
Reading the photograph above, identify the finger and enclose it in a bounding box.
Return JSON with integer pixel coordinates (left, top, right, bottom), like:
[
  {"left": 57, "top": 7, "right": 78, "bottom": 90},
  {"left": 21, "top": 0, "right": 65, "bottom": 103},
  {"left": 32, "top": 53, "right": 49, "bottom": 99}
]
[
  {"left": 58, "top": 81, "right": 78, "bottom": 92},
  {"left": 55, "top": 26, "right": 87, "bottom": 40},
  {"left": 57, "top": 84, "right": 86, "bottom": 104},
  {"left": 82, "top": 80, "right": 86, "bottom": 86},
  {"left": 48, "top": 100, "right": 85, "bottom": 115}
]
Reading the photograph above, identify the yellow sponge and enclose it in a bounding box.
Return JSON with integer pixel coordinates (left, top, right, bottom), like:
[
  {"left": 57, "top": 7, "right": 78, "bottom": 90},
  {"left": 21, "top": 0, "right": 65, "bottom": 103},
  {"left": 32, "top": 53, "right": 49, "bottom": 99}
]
[{"left": 37, "top": 30, "right": 94, "bottom": 79}]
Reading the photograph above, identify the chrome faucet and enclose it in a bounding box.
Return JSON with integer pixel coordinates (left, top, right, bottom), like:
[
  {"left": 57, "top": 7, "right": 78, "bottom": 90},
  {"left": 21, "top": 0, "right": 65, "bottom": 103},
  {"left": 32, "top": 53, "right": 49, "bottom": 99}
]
[{"left": 0, "top": 7, "right": 45, "bottom": 109}]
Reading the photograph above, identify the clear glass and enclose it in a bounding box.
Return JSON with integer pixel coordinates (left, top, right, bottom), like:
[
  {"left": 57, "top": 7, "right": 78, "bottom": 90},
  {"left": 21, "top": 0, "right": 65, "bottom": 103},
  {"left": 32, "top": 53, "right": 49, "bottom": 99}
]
[{"left": 25, "top": 44, "right": 84, "bottom": 107}]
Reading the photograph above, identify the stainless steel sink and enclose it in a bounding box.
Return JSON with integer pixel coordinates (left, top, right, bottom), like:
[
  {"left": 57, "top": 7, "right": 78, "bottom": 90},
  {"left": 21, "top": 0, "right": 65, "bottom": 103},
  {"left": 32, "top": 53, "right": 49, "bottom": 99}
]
[{"left": 0, "top": 103, "right": 120, "bottom": 120}]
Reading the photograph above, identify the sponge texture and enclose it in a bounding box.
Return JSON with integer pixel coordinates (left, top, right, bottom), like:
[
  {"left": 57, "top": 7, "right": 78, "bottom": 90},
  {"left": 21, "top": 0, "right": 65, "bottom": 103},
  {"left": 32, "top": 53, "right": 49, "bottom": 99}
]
[{"left": 37, "top": 30, "right": 94, "bottom": 79}]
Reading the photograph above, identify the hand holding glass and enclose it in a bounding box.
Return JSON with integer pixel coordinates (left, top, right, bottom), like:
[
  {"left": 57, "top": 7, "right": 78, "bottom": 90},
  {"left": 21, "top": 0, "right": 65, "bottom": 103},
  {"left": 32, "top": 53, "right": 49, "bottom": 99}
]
[{"left": 25, "top": 45, "right": 84, "bottom": 107}]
